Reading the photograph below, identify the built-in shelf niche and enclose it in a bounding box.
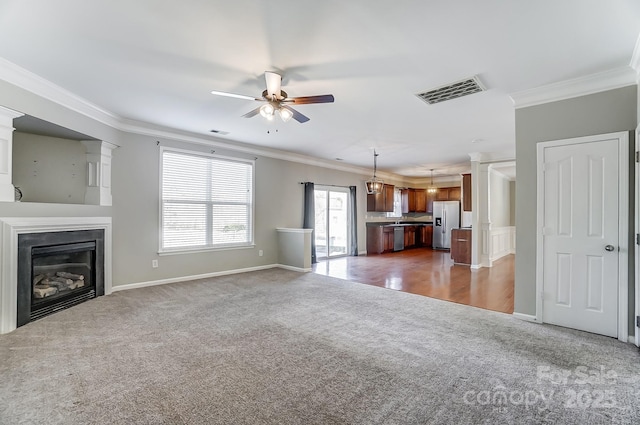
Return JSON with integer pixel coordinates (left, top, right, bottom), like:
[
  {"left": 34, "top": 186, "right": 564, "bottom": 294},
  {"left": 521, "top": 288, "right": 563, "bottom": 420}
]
[{"left": 0, "top": 108, "right": 116, "bottom": 206}]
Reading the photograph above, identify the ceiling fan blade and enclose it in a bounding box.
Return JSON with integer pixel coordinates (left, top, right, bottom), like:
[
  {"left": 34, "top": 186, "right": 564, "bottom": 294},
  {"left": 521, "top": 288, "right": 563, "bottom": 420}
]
[
  {"left": 211, "top": 90, "right": 259, "bottom": 101},
  {"left": 283, "top": 94, "right": 335, "bottom": 104},
  {"left": 280, "top": 105, "right": 310, "bottom": 123},
  {"left": 242, "top": 106, "right": 262, "bottom": 118},
  {"left": 264, "top": 71, "right": 282, "bottom": 99}
]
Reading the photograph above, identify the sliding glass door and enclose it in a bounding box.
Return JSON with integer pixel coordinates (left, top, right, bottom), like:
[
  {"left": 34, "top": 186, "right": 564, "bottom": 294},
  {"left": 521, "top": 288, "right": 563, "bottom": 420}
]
[{"left": 314, "top": 186, "right": 350, "bottom": 259}]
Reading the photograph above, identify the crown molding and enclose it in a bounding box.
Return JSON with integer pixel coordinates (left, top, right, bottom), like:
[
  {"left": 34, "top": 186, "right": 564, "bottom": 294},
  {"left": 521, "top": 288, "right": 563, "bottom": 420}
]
[
  {"left": 0, "top": 57, "right": 121, "bottom": 128},
  {"left": 631, "top": 33, "right": 640, "bottom": 80},
  {"left": 509, "top": 66, "right": 637, "bottom": 109},
  {"left": 118, "top": 119, "right": 383, "bottom": 178}
]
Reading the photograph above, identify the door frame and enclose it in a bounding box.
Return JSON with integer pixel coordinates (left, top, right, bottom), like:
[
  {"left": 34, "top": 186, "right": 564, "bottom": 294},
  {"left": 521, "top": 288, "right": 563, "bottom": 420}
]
[
  {"left": 535, "top": 131, "right": 629, "bottom": 342},
  {"left": 314, "top": 185, "right": 351, "bottom": 260},
  {"left": 635, "top": 127, "right": 639, "bottom": 347}
]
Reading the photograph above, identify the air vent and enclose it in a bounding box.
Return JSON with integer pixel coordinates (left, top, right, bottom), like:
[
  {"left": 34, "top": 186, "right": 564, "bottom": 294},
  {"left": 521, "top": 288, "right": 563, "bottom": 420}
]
[
  {"left": 210, "top": 129, "right": 229, "bottom": 135},
  {"left": 416, "top": 76, "right": 485, "bottom": 104}
]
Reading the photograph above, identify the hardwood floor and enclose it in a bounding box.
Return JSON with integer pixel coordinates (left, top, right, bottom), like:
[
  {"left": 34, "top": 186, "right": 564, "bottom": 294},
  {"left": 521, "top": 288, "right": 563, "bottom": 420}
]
[{"left": 313, "top": 248, "right": 514, "bottom": 314}]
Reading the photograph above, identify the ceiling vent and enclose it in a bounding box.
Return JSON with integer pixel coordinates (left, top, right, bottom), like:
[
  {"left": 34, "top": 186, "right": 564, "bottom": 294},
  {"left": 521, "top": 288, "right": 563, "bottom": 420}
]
[{"left": 416, "top": 76, "right": 485, "bottom": 104}]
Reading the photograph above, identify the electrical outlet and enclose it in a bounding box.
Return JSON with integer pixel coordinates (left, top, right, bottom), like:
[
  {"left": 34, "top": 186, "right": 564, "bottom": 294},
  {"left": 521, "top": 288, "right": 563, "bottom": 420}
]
[
  {"left": 152, "top": 259, "right": 158, "bottom": 268},
  {"left": 258, "top": 250, "right": 263, "bottom": 257}
]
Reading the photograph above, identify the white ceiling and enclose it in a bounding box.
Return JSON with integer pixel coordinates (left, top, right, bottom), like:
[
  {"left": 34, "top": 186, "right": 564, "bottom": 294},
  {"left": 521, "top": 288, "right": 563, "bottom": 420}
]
[{"left": 0, "top": 1, "right": 638, "bottom": 178}]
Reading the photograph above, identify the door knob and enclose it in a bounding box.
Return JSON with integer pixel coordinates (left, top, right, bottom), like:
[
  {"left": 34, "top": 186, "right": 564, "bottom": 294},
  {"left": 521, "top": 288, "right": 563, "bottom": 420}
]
[{"left": 605, "top": 245, "right": 615, "bottom": 252}]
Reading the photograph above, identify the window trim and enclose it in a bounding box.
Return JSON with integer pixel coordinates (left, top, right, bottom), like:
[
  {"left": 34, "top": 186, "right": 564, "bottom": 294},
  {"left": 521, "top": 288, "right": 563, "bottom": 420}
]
[{"left": 158, "top": 146, "right": 256, "bottom": 255}]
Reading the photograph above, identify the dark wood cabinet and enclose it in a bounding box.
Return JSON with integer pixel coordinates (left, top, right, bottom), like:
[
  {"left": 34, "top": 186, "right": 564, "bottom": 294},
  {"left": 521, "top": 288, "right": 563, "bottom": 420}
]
[
  {"left": 451, "top": 228, "right": 471, "bottom": 264},
  {"left": 366, "top": 225, "right": 396, "bottom": 254},
  {"left": 367, "top": 184, "right": 395, "bottom": 212},
  {"left": 462, "top": 173, "right": 472, "bottom": 211},
  {"left": 402, "top": 188, "right": 426, "bottom": 213},
  {"left": 417, "top": 225, "right": 433, "bottom": 247},
  {"left": 404, "top": 225, "right": 416, "bottom": 248},
  {"left": 435, "top": 187, "right": 450, "bottom": 201},
  {"left": 434, "top": 186, "right": 461, "bottom": 202},
  {"left": 426, "top": 191, "right": 434, "bottom": 214},
  {"left": 367, "top": 223, "right": 433, "bottom": 254},
  {"left": 448, "top": 186, "right": 461, "bottom": 201},
  {"left": 414, "top": 189, "right": 427, "bottom": 213},
  {"left": 401, "top": 189, "right": 416, "bottom": 213}
]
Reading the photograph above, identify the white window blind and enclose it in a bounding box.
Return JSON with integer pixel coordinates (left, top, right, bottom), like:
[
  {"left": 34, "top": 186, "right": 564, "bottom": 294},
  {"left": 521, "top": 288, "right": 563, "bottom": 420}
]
[{"left": 161, "top": 149, "right": 254, "bottom": 251}]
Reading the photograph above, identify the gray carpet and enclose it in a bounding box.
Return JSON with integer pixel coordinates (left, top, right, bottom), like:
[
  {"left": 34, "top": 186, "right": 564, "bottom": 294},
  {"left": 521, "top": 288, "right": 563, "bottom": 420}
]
[{"left": 1, "top": 269, "right": 639, "bottom": 424}]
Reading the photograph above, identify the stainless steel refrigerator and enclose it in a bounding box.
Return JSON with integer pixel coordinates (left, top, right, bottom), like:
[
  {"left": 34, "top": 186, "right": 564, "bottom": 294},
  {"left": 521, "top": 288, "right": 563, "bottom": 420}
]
[{"left": 432, "top": 201, "right": 460, "bottom": 249}]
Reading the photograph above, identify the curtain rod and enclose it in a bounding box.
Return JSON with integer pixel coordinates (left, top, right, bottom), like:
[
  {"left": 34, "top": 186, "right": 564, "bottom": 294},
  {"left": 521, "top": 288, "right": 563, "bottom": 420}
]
[{"left": 299, "top": 182, "right": 352, "bottom": 188}]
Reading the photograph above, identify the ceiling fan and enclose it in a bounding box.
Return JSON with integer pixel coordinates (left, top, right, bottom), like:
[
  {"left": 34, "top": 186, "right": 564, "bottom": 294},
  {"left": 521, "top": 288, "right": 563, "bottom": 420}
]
[{"left": 211, "top": 71, "right": 334, "bottom": 123}]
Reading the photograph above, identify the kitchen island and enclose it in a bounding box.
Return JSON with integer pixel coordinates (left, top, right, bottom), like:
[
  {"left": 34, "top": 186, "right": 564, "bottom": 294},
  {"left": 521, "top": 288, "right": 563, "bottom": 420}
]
[{"left": 366, "top": 222, "right": 433, "bottom": 255}]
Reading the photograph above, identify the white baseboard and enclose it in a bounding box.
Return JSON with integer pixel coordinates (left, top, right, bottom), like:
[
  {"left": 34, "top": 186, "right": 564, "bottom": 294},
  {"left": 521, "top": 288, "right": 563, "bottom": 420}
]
[
  {"left": 111, "top": 264, "right": 280, "bottom": 292},
  {"left": 512, "top": 312, "right": 539, "bottom": 323},
  {"left": 277, "top": 264, "right": 312, "bottom": 273},
  {"left": 628, "top": 335, "right": 636, "bottom": 344},
  {"left": 470, "top": 264, "right": 481, "bottom": 270}
]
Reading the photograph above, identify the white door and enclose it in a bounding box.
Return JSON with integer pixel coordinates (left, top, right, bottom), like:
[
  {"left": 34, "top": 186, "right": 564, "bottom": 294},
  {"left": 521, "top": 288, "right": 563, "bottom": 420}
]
[{"left": 541, "top": 137, "right": 620, "bottom": 337}]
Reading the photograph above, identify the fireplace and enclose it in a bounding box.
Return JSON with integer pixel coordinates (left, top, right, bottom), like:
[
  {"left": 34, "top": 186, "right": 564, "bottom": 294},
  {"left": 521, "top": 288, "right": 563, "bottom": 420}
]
[{"left": 17, "top": 229, "right": 105, "bottom": 327}]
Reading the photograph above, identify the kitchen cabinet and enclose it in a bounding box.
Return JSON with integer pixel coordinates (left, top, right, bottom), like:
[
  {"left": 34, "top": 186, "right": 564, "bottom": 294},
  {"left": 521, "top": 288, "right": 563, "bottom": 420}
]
[
  {"left": 402, "top": 188, "right": 426, "bottom": 213},
  {"left": 462, "top": 173, "right": 472, "bottom": 211},
  {"left": 426, "top": 191, "right": 434, "bottom": 214},
  {"left": 404, "top": 225, "right": 416, "bottom": 248},
  {"left": 414, "top": 189, "right": 427, "bottom": 213},
  {"left": 401, "top": 189, "right": 416, "bottom": 213},
  {"left": 448, "top": 186, "right": 461, "bottom": 201},
  {"left": 451, "top": 228, "right": 471, "bottom": 264},
  {"left": 366, "top": 225, "right": 396, "bottom": 254},
  {"left": 417, "top": 225, "right": 433, "bottom": 247},
  {"left": 367, "top": 184, "right": 395, "bottom": 212},
  {"left": 435, "top": 186, "right": 461, "bottom": 202}
]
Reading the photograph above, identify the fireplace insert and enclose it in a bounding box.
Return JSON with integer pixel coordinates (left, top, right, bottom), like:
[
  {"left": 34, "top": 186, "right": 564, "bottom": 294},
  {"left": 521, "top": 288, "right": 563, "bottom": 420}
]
[{"left": 17, "top": 229, "right": 105, "bottom": 327}]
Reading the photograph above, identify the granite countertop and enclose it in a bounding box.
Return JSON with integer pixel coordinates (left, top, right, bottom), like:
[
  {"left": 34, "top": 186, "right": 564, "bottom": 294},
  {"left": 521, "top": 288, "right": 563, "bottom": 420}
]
[{"left": 366, "top": 221, "right": 433, "bottom": 227}]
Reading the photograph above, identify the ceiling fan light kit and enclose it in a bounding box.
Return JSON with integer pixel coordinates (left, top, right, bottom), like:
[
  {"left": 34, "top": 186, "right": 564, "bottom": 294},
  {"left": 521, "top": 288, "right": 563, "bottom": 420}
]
[
  {"left": 211, "top": 71, "right": 334, "bottom": 124},
  {"left": 365, "top": 150, "right": 384, "bottom": 195}
]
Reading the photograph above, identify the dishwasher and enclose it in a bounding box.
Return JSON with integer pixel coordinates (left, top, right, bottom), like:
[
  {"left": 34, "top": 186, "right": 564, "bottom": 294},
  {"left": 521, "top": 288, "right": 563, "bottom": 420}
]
[{"left": 393, "top": 226, "right": 404, "bottom": 251}]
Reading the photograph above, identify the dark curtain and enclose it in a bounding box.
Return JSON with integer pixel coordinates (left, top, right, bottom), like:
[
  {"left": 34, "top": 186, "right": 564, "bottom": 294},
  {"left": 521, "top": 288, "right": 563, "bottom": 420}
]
[
  {"left": 348, "top": 186, "right": 358, "bottom": 256},
  {"left": 303, "top": 182, "right": 317, "bottom": 264}
]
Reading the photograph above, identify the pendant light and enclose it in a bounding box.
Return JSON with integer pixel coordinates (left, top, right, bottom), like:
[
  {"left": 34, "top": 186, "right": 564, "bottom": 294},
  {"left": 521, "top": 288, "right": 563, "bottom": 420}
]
[
  {"left": 427, "top": 169, "right": 438, "bottom": 194},
  {"left": 365, "top": 150, "right": 384, "bottom": 194}
]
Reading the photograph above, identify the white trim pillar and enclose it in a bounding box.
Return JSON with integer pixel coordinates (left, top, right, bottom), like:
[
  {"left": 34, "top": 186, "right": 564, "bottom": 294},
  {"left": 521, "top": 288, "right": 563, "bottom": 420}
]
[
  {"left": 0, "top": 107, "right": 24, "bottom": 202},
  {"left": 82, "top": 140, "right": 118, "bottom": 206},
  {"left": 469, "top": 153, "right": 492, "bottom": 269}
]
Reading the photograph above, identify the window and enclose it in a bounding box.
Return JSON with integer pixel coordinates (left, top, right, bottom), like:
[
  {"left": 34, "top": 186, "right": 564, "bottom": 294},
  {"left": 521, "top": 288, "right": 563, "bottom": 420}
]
[{"left": 160, "top": 148, "right": 254, "bottom": 252}]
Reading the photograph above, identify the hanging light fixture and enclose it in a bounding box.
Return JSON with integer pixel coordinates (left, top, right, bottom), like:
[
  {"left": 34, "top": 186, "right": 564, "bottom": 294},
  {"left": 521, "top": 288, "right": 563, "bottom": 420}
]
[
  {"left": 427, "top": 169, "right": 438, "bottom": 194},
  {"left": 365, "top": 150, "right": 384, "bottom": 194}
]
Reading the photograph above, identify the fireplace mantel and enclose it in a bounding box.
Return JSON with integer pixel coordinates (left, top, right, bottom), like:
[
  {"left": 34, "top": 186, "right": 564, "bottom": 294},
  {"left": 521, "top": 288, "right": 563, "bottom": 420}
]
[{"left": 0, "top": 216, "right": 112, "bottom": 333}]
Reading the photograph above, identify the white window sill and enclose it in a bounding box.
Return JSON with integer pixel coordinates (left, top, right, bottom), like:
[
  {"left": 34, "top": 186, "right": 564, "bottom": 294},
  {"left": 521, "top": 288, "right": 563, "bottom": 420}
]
[{"left": 158, "top": 244, "right": 256, "bottom": 256}]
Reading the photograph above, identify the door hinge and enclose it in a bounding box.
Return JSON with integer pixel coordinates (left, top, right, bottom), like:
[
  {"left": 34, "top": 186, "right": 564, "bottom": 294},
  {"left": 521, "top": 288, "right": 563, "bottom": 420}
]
[
  {"left": 637, "top": 233, "right": 640, "bottom": 246},
  {"left": 636, "top": 316, "right": 640, "bottom": 328},
  {"left": 636, "top": 151, "right": 639, "bottom": 163}
]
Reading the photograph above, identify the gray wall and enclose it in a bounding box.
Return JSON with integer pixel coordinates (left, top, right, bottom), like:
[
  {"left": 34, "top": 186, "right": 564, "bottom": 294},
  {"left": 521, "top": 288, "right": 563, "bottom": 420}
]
[
  {"left": 514, "top": 86, "right": 637, "bottom": 328},
  {"left": 109, "top": 132, "right": 378, "bottom": 286},
  {"left": 13, "top": 132, "right": 87, "bottom": 204}
]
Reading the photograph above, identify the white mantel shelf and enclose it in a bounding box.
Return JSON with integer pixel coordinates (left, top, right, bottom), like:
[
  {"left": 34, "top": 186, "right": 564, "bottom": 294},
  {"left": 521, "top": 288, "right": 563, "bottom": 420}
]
[{"left": 0, "top": 216, "right": 112, "bottom": 334}]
